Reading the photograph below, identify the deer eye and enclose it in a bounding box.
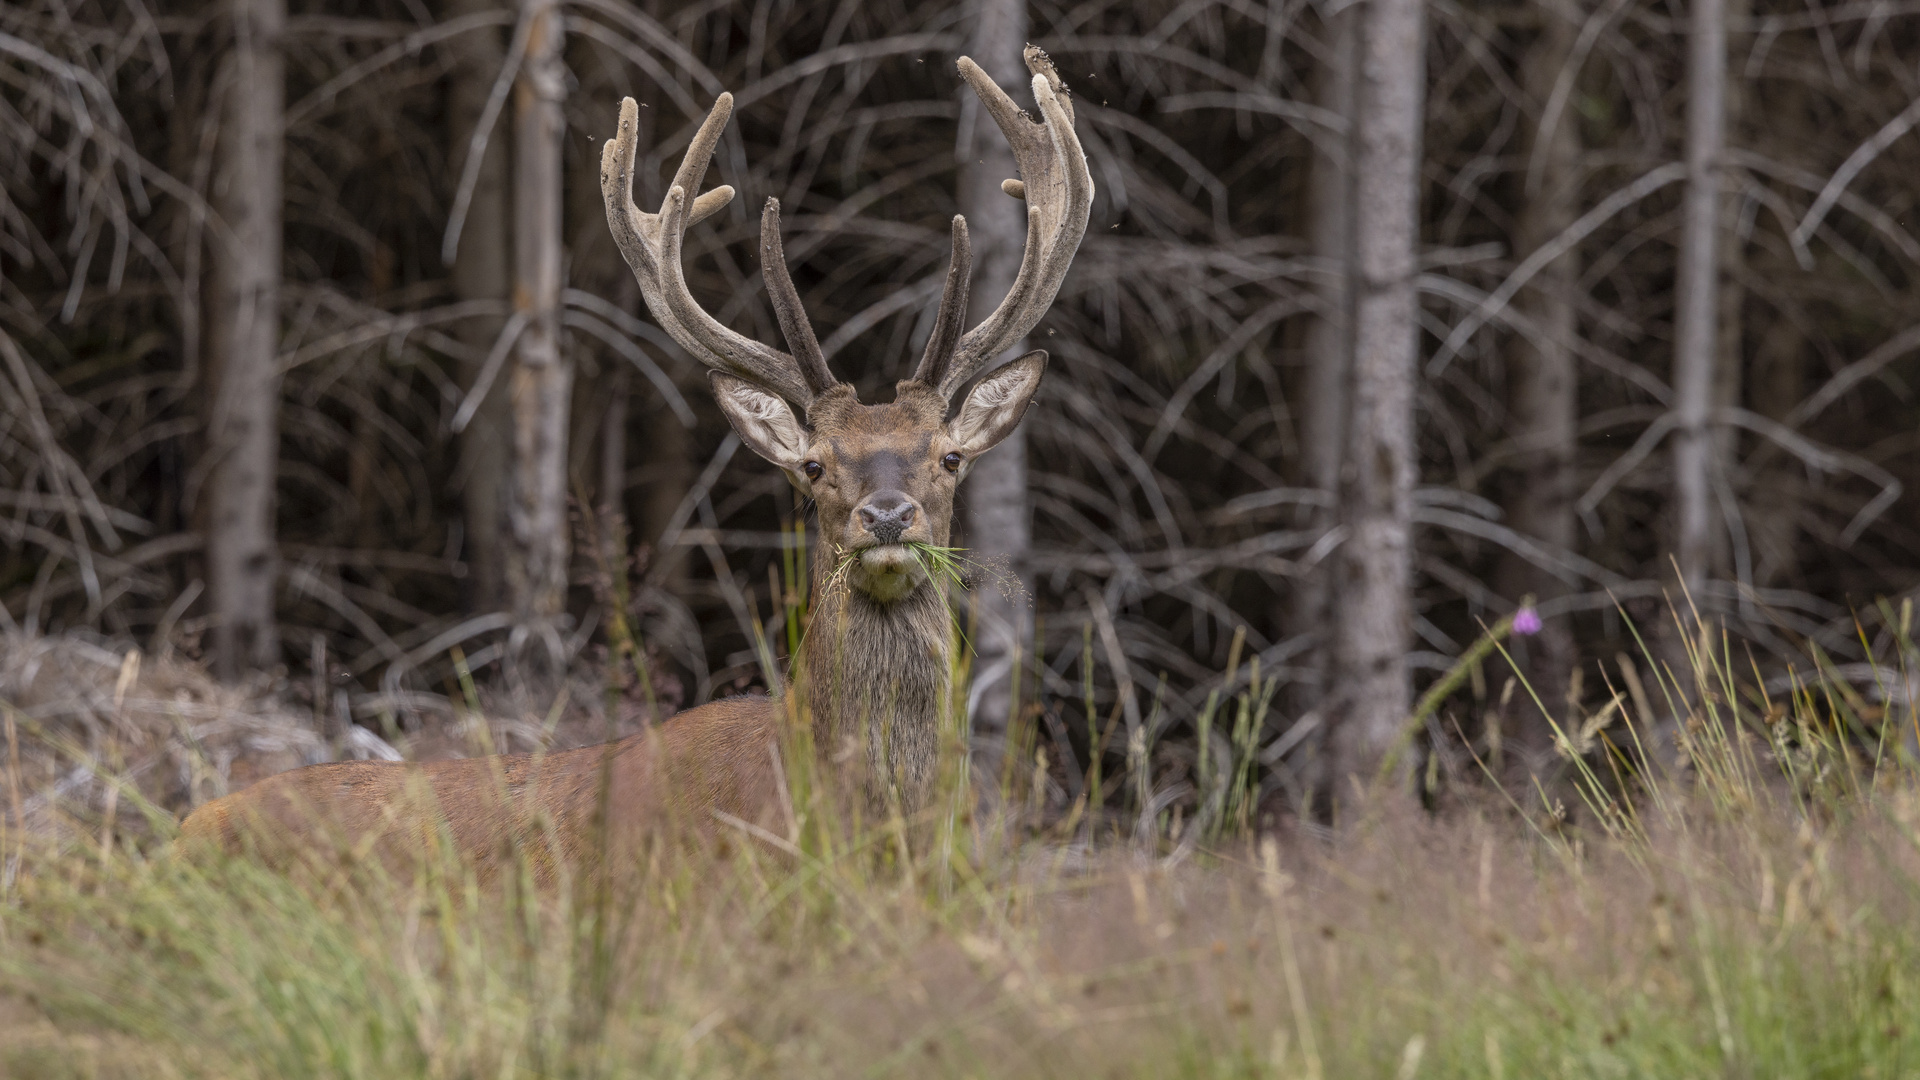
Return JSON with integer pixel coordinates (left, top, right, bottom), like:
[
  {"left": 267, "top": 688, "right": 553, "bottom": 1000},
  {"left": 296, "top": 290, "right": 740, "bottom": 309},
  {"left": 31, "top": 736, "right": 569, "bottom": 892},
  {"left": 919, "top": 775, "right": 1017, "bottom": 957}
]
[
  {"left": 803, "top": 461, "right": 823, "bottom": 481},
  {"left": 941, "top": 453, "right": 963, "bottom": 473}
]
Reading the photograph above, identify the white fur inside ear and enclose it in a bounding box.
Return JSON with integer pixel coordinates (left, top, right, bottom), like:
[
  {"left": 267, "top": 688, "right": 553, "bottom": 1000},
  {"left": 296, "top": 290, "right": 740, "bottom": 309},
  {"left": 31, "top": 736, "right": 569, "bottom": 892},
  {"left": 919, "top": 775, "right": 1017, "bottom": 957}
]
[
  {"left": 712, "top": 375, "right": 808, "bottom": 468},
  {"left": 950, "top": 353, "right": 1045, "bottom": 454}
]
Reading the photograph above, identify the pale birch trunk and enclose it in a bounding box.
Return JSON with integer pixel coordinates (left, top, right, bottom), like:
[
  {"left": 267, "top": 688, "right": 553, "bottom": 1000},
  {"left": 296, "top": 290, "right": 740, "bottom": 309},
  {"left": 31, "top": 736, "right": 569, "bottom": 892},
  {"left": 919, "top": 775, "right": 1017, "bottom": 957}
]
[
  {"left": 204, "top": 0, "right": 285, "bottom": 680},
  {"left": 446, "top": 0, "right": 513, "bottom": 614},
  {"left": 1329, "top": 0, "right": 1425, "bottom": 789},
  {"left": 1494, "top": 2, "right": 1581, "bottom": 763},
  {"left": 1670, "top": 0, "right": 1726, "bottom": 604},
  {"left": 506, "top": 0, "right": 572, "bottom": 675},
  {"left": 958, "top": 0, "right": 1031, "bottom": 776},
  {"left": 1291, "top": 4, "right": 1355, "bottom": 735}
]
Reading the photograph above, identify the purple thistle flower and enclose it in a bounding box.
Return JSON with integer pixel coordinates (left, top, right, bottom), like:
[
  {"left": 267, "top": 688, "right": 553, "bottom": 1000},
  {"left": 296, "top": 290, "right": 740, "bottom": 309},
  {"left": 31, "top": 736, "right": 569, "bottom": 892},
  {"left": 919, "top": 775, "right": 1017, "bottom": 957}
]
[{"left": 1512, "top": 607, "right": 1543, "bottom": 636}]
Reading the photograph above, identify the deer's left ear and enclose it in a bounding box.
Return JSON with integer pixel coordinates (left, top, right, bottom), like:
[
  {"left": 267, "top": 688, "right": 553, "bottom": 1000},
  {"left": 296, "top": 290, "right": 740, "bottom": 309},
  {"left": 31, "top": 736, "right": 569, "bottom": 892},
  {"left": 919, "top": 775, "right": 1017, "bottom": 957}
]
[
  {"left": 711, "top": 372, "right": 809, "bottom": 473},
  {"left": 948, "top": 350, "right": 1046, "bottom": 456}
]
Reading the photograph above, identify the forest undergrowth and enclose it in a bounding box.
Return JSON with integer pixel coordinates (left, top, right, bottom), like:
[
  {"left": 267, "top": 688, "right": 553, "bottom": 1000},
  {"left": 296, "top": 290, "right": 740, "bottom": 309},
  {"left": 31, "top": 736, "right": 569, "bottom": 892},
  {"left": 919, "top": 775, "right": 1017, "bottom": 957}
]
[{"left": 2, "top": 601, "right": 1919, "bottom": 1079}]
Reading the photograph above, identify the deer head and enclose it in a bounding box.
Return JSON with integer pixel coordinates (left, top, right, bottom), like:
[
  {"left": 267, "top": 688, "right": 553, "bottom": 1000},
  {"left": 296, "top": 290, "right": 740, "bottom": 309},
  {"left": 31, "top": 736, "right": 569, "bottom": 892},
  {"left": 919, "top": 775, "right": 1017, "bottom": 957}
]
[{"left": 599, "top": 48, "right": 1092, "bottom": 607}]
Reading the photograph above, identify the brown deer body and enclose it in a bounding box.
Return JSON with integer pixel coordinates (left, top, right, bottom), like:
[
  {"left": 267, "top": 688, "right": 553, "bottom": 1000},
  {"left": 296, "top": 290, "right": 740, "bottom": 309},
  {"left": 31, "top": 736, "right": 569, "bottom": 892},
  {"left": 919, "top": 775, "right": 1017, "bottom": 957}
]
[{"left": 178, "top": 49, "right": 1091, "bottom": 873}]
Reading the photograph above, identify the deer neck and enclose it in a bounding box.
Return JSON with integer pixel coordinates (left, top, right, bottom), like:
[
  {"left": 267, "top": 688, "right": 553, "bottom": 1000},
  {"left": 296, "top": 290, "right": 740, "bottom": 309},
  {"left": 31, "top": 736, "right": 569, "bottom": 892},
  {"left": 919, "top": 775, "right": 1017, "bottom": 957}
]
[{"left": 799, "top": 550, "right": 952, "bottom": 813}]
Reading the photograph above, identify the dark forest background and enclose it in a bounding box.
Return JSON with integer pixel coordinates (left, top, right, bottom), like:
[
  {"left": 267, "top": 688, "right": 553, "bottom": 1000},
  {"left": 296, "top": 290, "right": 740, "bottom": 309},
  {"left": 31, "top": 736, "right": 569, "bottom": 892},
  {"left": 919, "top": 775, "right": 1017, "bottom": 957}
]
[{"left": 4, "top": 0, "right": 1919, "bottom": 817}]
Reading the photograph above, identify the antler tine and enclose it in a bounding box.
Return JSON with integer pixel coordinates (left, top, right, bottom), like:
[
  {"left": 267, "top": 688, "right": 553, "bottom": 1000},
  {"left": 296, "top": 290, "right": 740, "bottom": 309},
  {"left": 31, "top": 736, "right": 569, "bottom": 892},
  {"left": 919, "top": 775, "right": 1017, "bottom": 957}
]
[
  {"left": 910, "top": 216, "right": 972, "bottom": 389},
  {"left": 600, "top": 95, "right": 821, "bottom": 409},
  {"left": 939, "top": 47, "right": 1093, "bottom": 400},
  {"left": 759, "top": 198, "right": 837, "bottom": 396}
]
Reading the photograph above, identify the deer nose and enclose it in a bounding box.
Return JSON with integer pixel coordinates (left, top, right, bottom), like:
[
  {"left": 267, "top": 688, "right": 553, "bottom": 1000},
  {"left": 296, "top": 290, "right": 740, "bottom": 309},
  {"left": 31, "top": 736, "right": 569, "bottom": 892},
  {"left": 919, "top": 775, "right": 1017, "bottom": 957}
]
[{"left": 857, "top": 493, "right": 916, "bottom": 545}]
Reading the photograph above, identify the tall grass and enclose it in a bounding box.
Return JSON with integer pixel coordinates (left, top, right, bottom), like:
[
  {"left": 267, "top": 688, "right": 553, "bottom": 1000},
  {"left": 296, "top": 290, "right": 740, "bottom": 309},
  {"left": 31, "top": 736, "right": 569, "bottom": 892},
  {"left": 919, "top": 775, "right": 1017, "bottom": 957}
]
[{"left": 4, "top": 603, "right": 1920, "bottom": 1078}]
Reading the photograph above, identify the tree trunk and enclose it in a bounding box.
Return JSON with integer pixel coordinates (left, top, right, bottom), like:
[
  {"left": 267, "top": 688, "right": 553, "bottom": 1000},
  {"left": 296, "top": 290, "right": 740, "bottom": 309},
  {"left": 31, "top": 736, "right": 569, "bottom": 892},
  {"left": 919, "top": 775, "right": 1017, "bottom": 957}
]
[
  {"left": 1493, "top": 1, "right": 1581, "bottom": 767},
  {"left": 507, "top": 0, "right": 572, "bottom": 678},
  {"left": 1302, "top": 11, "right": 1356, "bottom": 523},
  {"left": 958, "top": 0, "right": 1032, "bottom": 779},
  {"left": 1289, "top": 1, "right": 1355, "bottom": 795},
  {"left": 446, "top": 0, "right": 513, "bottom": 614},
  {"left": 1328, "top": 0, "right": 1426, "bottom": 791},
  {"left": 1670, "top": 0, "right": 1726, "bottom": 605},
  {"left": 1712, "top": 0, "right": 1751, "bottom": 590},
  {"left": 204, "top": 0, "right": 285, "bottom": 681}
]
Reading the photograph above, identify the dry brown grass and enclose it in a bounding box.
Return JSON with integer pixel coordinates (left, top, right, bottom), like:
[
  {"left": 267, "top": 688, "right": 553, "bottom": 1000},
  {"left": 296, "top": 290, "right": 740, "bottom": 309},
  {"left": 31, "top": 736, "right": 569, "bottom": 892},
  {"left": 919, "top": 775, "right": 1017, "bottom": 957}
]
[{"left": 3, "top": 620, "right": 1920, "bottom": 1078}]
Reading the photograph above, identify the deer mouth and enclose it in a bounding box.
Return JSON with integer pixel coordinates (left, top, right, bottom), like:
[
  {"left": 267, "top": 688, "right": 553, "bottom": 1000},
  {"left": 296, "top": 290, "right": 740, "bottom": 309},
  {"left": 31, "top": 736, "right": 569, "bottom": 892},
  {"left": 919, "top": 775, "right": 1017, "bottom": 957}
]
[{"left": 853, "top": 543, "right": 925, "bottom": 601}]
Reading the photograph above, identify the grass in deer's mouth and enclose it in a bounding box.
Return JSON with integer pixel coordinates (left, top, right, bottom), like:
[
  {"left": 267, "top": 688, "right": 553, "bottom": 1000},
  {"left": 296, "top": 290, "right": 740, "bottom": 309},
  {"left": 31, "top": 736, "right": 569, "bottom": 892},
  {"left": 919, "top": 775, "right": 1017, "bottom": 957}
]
[
  {"left": 821, "top": 541, "right": 972, "bottom": 599},
  {"left": 900, "top": 541, "right": 968, "bottom": 587}
]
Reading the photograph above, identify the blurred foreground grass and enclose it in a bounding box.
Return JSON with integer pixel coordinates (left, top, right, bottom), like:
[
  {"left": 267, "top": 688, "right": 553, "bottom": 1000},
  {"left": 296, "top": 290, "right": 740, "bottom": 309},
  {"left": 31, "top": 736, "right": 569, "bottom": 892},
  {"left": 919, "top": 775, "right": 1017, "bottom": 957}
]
[{"left": 4, "top": 606, "right": 1920, "bottom": 1079}]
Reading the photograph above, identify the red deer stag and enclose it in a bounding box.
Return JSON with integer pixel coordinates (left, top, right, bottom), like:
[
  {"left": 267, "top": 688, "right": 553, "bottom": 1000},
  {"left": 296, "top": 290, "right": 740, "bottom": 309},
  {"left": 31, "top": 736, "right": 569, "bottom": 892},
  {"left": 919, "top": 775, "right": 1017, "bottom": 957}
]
[{"left": 179, "top": 48, "right": 1091, "bottom": 873}]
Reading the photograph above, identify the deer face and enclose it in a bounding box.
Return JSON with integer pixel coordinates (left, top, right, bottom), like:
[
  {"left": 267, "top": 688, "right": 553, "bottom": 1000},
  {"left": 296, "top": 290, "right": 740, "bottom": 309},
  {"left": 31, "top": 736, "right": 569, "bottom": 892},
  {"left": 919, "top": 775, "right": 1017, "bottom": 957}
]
[
  {"left": 711, "top": 354, "right": 1045, "bottom": 602},
  {"left": 601, "top": 48, "right": 1089, "bottom": 603}
]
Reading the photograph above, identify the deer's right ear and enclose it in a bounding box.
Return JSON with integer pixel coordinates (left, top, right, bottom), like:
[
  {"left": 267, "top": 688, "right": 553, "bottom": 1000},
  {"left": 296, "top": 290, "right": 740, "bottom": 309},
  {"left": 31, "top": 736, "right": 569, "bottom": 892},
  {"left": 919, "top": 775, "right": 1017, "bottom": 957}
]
[{"left": 710, "top": 373, "right": 810, "bottom": 475}]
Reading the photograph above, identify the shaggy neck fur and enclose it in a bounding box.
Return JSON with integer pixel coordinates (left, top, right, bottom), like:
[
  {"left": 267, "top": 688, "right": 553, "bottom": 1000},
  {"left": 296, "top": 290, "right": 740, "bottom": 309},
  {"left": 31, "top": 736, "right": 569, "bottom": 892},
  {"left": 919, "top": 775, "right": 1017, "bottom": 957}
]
[{"left": 799, "top": 551, "right": 952, "bottom": 814}]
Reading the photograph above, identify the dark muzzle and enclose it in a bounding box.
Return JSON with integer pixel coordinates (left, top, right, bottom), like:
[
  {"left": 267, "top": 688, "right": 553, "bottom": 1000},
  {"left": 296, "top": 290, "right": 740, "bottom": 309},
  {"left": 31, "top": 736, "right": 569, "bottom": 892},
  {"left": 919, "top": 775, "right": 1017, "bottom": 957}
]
[{"left": 858, "top": 495, "right": 916, "bottom": 545}]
